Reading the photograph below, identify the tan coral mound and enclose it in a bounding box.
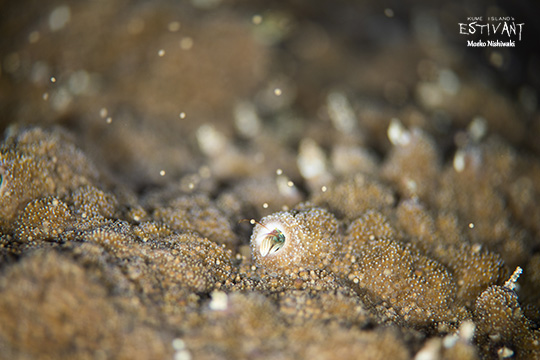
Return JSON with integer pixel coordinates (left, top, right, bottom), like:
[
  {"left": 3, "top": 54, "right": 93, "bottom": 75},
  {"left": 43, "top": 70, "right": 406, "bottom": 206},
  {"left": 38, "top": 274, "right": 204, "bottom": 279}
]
[{"left": 1, "top": 1, "right": 540, "bottom": 359}]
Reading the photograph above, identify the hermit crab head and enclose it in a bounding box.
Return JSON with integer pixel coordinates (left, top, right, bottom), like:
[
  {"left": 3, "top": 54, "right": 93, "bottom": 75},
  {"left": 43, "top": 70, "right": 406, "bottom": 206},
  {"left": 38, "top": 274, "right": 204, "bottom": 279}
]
[
  {"left": 250, "top": 208, "right": 339, "bottom": 274},
  {"left": 252, "top": 220, "right": 288, "bottom": 257}
]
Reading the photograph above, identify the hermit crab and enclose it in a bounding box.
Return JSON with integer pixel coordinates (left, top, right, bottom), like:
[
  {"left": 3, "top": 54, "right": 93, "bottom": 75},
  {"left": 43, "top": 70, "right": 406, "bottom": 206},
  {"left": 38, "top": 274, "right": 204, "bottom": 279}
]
[{"left": 250, "top": 207, "right": 340, "bottom": 274}]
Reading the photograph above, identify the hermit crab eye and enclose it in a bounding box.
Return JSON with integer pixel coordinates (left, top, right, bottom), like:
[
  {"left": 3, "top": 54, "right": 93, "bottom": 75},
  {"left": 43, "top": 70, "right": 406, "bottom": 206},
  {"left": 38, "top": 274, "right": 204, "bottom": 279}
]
[
  {"left": 259, "top": 228, "right": 286, "bottom": 257},
  {"left": 0, "top": 166, "right": 5, "bottom": 193}
]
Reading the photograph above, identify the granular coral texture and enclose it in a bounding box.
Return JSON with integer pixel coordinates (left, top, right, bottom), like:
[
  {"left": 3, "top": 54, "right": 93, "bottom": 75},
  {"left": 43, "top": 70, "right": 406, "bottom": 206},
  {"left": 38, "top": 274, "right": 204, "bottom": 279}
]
[
  {"left": 13, "top": 197, "right": 72, "bottom": 242},
  {"left": 311, "top": 174, "right": 396, "bottom": 220},
  {"left": 0, "top": 127, "right": 99, "bottom": 232},
  {"left": 344, "top": 237, "right": 460, "bottom": 328},
  {"left": 152, "top": 193, "right": 239, "bottom": 249},
  {"left": 382, "top": 127, "right": 441, "bottom": 202},
  {"left": 1, "top": 0, "right": 540, "bottom": 359},
  {"left": 474, "top": 285, "right": 540, "bottom": 360},
  {"left": 250, "top": 208, "right": 340, "bottom": 274},
  {"left": 0, "top": 250, "right": 173, "bottom": 360}
]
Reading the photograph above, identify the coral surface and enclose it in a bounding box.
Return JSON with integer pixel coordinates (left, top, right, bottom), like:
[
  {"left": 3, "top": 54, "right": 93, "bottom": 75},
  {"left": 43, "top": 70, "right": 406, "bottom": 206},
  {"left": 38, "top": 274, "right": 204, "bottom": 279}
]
[{"left": 1, "top": 0, "right": 539, "bottom": 359}]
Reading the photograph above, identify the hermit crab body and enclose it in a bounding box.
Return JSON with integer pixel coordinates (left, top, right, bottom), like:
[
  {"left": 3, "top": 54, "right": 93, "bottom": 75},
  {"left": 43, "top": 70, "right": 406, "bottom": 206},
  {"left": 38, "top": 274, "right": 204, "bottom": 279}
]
[{"left": 250, "top": 207, "right": 340, "bottom": 274}]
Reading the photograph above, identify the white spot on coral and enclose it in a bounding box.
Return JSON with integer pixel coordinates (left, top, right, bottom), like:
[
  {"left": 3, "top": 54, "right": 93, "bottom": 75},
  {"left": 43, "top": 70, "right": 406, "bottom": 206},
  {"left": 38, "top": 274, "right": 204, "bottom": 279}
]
[
  {"left": 414, "top": 338, "right": 441, "bottom": 360},
  {"left": 453, "top": 150, "right": 466, "bottom": 172},
  {"left": 209, "top": 290, "right": 228, "bottom": 311},
  {"left": 196, "top": 124, "right": 228, "bottom": 157},
  {"left": 468, "top": 116, "right": 487, "bottom": 142},
  {"left": 297, "top": 138, "right": 327, "bottom": 180},
  {"left": 327, "top": 91, "right": 356, "bottom": 133},
  {"left": 459, "top": 320, "right": 475, "bottom": 342},
  {"left": 172, "top": 338, "right": 186, "bottom": 351},
  {"left": 234, "top": 101, "right": 261, "bottom": 138},
  {"left": 388, "top": 118, "right": 410, "bottom": 146},
  {"left": 49, "top": 6, "right": 71, "bottom": 31},
  {"left": 497, "top": 347, "right": 514, "bottom": 359}
]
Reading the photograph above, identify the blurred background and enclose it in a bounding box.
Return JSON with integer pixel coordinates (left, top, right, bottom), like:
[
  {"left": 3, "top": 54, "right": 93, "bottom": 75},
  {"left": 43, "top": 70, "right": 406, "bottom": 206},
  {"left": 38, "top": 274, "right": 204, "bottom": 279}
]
[{"left": 1, "top": 0, "right": 539, "bottom": 190}]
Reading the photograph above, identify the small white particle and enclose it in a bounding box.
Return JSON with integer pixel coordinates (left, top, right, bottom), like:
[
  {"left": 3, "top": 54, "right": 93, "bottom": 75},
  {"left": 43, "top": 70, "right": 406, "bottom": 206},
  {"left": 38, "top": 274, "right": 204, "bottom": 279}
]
[
  {"left": 158, "top": 49, "right": 165, "bottom": 57},
  {"left": 250, "top": 219, "right": 256, "bottom": 225},
  {"left": 99, "top": 107, "right": 108, "bottom": 118},
  {"left": 159, "top": 170, "right": 166, "bottom": 176},
  {"left": 468, "top": 222, "right": 475, "bottom": 229},
  {"left": 442, "top": 334, "right": 458, "bottom": 349},
  {"left": 468, "top": 116, "right": 487, "bottom": 142},
  {"left": 188, "top": 182, "right": 195, "bottom": 190},
  {"left": 287, "top": 180, "right": 294, "bottom": 187},
  {"left": 174, "top": 350, "right": 192, "bottom": 360},
  {"left": 274, "top": 88, "right": 282, "bottom": 96},
  {"left": 459, "top": 320, "right": 475, "bottom": 342},
  {"left": 42, "top": 92, "right": 49, "bottom": 101},
  {"left": 497, "top": 347, "right": 514, "bottom": 359},
  {"left": 414, "top": 339, "right": 441, "bottom": 360},
  {"left": 172, "top": 338, "right": 185, "bottom": 350},
  {"left": 453, "top": 150, "right": 466, "bottom": 172},
  {"left": 387, "top": 118, "right": 410, "bottom": 146},
  {"left": 50, "top": 76, "right": 57, "bottom": 83},
  {"left": 276, "top": 168, "right": 283, "bottom": 175},
  {"left": 321, "top": 185, "right": 327, "bottom": 192},
  {"left": 106, "top": 117, "right": 112, "bottom": 124},
  {"left": 179, "top": 112, "right": 186, "bottom": 119},
  {"left": 262, "top": 203, "right": 269, "bottom": 209}
]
